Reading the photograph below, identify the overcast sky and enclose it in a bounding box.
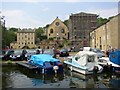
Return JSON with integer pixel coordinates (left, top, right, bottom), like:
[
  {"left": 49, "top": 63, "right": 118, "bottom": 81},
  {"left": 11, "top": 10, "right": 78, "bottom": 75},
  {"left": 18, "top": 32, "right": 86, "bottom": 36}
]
[{"left": 1, "top": 0, "right": 119, "bottom": 29}]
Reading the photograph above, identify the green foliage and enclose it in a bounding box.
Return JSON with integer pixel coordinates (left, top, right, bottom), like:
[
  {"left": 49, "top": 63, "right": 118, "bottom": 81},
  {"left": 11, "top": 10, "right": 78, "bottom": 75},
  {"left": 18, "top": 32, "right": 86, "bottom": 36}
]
[
  {"left": 49, "top": 38, "right": 54, "bottom": 41},
  {"left": 97, "top": 17, "right": 108, "bottom": 26},
  {"left": 108, "top": 16, "right": 114, "bottom": 20},
  {"left": 9, "top": 27, "right": 18, "bottom": 32},
  {"left": 45, "top": 24, "right": 50, "bottom": 28},
  {"left": 7, "top": 60, "right": 12, "bottom": 65},
  {"left": 2, "top": 27, "right": 17, "bottom": 49},
  {"left": 63, "top": 20, "right": 68, "bottom": 27},
  {"left": 35, "top": 27, "right": 47, "bottom": 43}
]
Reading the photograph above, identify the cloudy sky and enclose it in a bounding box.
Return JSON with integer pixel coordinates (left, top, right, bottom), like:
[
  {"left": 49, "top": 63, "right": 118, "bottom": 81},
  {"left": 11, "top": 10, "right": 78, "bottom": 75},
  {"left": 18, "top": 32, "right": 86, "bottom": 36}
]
[{"left": 1, "top": 0, "right": 119, "bottom": 29}]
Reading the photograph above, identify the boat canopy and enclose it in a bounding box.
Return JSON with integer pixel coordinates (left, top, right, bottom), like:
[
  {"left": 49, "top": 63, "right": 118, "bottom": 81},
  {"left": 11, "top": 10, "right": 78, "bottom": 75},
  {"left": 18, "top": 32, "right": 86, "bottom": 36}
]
[
  {"left": 74, "top": 51, "right": 98, "bottom": 66},
  {"left": 30, "top": 54, "right": 59, "bottom": 66}
]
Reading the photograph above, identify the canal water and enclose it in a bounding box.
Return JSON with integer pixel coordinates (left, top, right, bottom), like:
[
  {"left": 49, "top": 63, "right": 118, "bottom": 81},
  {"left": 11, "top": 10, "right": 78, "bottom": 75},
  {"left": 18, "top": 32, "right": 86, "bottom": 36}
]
[{"left": 2, "top": 65, "right": 120, "bottom": 88}]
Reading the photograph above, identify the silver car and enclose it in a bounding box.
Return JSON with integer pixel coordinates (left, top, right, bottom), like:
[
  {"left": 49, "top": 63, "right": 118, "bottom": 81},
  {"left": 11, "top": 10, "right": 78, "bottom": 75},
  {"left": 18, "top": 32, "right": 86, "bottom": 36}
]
[{"left": 91, "top": 48, "right": 105, "bottom": 58}]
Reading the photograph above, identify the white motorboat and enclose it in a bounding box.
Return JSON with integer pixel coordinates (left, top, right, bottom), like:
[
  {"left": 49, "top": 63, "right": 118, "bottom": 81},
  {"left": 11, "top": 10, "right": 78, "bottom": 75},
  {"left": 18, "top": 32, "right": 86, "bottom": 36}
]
[{"left": 64, "top": 51, "right": 103, "bottom": 75}]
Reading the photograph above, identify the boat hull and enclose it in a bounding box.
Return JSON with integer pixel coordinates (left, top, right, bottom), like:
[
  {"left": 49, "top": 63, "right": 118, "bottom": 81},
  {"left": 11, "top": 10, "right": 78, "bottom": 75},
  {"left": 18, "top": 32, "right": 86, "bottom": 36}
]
[
  {"left": 34, "top": 65, "right": 64, "bottom": 74},
  {"left": 65, "top": 63, "right": 102, "bottom": 75},
  {"left": 113, "top": 66, "right": 120, "bottom": 74}
]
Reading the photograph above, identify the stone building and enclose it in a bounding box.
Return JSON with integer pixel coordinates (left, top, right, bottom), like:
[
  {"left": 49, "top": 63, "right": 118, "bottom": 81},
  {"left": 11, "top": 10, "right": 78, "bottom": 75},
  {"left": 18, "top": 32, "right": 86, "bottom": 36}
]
[
  {"left": 90, "top": 14, "right": 120, "bottom": 51},
  {"left": 47, "top": 17, "right": 69, "bottom": 40},
  {"left": 68, "top": 12, "right": 98, "bottom": 47},
  {"left": 36, "top": 40, "right": 56, "bottom": 49},
  {"left": 10, "top": 28, "right": 36, "bottom": 49}
]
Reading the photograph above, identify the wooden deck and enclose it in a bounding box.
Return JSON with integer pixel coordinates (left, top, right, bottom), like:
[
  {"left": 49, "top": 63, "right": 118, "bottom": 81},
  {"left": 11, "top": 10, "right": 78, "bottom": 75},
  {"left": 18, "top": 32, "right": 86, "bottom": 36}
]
[{"left": 16, "top": 62, "right": 38, "bottom": 69}]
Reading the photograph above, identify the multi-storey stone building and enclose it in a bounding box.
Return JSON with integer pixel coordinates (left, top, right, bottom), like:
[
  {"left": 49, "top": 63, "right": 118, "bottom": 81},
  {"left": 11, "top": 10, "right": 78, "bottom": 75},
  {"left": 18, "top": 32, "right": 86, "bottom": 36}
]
[
  {"left": 90, "top": 14, "right": 120, "bottom": 52},
  {"left": 47, "top": 17, "right": 68, "bottom": 40},
  {"left": 68, "top": 12, "right": 98, "bottom": 48},
  {"left": 10, "top": 28, "right": 36, "bottom": 49}
]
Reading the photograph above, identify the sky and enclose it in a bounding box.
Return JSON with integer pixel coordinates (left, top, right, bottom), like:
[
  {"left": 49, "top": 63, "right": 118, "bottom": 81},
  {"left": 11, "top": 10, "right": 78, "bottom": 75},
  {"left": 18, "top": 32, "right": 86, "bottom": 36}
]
[{"left": 1, "top": 0, "right": 120, "bottom": 29}]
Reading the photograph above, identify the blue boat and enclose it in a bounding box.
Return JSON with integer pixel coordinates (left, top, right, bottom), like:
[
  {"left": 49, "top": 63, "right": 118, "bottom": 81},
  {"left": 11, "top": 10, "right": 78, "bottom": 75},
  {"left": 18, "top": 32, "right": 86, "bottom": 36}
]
[
  {"left": 28, "top": 54, "right": 63, "bottom": 74},
  {"left": 98, "top": 49, "right": 120, "bottom": 74},
  {"left": 109, "top": 49, "right": 120, "bottom": 74}
]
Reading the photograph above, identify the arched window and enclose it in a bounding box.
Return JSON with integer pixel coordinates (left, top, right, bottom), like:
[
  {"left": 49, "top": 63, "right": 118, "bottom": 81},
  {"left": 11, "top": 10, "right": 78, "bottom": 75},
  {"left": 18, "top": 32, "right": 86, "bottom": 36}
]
[
  {"left": 50, "top": 29, "right": 53, "bottom": 33},
  {"left": 61, "top": 29, "right": 65, "bottom": 33}
]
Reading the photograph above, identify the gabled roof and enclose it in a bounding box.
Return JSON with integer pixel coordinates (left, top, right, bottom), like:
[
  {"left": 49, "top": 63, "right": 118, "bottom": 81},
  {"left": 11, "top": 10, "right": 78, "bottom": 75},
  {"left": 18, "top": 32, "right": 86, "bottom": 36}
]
[{"left": 48, "top": 17, "right": 67, "bottom": 28}]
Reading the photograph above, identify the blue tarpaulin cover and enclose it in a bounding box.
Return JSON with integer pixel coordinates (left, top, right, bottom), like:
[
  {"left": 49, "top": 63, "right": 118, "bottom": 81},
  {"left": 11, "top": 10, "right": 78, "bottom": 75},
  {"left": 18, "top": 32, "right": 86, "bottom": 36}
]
[{"left": 30, "top": 54, "right": 59, "bottom": 66}]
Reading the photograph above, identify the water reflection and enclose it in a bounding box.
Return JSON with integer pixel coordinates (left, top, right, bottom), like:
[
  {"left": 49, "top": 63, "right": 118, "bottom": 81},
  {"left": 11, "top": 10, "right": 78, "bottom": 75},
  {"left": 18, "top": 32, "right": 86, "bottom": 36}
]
[{"left": 2, "top": 65, "right": 120, "bottom": 88}]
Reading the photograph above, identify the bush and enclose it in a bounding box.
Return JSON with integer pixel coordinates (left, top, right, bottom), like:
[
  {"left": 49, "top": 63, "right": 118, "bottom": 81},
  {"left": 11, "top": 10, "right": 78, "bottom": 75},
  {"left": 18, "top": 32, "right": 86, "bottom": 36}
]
[{"left": 7, "top": 60, "right": 12, "bottom": 65}]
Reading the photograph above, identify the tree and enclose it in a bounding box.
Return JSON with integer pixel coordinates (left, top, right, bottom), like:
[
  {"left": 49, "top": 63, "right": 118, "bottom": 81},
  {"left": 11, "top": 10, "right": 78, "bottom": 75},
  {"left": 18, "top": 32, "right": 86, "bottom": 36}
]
[
  {"left": 63, "top": 20, "right": 68, "bottom": 27},
  {"left": 2, "top": 27, "right": 17, "bottom": 49},
  {"left": 108, "top": 16, "right": 114, "bottom": 20},
  {"left": 45, "top": 24, "right": 50, "bottom": 28},
  {"left": 35, "top": 27, "right": 47, "bottom": 44},
  {"left": 97, "top": 17, "right": 108, "bottom": 26},
  {"left": 9, "top": 27, "right": 18, "bottom": 32}
]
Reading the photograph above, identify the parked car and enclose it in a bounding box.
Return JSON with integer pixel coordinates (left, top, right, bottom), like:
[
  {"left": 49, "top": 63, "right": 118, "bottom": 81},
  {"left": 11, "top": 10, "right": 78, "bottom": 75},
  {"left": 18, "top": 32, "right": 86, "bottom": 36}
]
[
  {"left": 43, "top": 49, "right": 54, "bottom": 57},
  {"left": 10, "top": 49, "right": 28, "bottom": 61},
  {"left": 91, "top": 48, "right": 105, "bottom": 58},
  {"left": 83, "top": 47, "right": 105, "bottom": 58},
  {"left": 26, "top": 49, "right": 36, "bottom": 60},
  {"left": 59, "top": 49, "right": 69, "bottom": 57},
  {"left": 2, "top": 49, "right": 14, "bottom": 60}
]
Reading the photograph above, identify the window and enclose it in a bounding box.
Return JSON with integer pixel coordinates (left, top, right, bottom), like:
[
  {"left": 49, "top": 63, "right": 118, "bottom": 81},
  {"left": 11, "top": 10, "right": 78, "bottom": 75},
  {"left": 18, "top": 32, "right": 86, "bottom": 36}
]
[
  {"left": 25, "top": 35, "right": 27, "bottom": 38},
  {"left": 88, "top": 55, "right": 94, "bottom": 62},
  {"left": 55, "top": 22, "right": 60, "bottom": 26},
  {"left": 75, "top": 36, "right": 77, "bottom": 39},
  {"left": 100, "top": 37, "right": 101, "bottom": 44},
  {"left": 61, "top": 29, "right": 65, "bottom": 33},
  {"left": 75, "top": 57, "right": 80, "bottom": 61},
  {"left": 74, "top": 27, "right": 76, "bottom": 29},
  {"left": 50, "top": 29, "right": 53, "bottom": 33}
]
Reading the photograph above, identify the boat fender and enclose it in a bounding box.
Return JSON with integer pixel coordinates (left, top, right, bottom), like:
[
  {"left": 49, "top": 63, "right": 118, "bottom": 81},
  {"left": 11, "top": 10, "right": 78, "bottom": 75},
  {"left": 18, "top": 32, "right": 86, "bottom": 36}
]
[
  {"left": 53, "top": 66, "right": 59, "bottom": 74},
  {"left": 42, "top": 68, "right": 45, "bottom": 74},
  {"left": 70, "top": 66, "right": 73, "bottom": 71},
  {"left": 93, "top": 66, "right": 99, "bottom": 74},
  {"left": 53, "top": 66, "right": 59, "bottom": 70}
]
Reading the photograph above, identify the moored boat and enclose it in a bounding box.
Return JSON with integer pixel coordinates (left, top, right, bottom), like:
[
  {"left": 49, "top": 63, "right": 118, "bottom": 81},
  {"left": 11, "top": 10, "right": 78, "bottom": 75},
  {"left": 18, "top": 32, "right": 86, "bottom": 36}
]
[
  {"left": 64, "top": 51, "right": 103, "bottom": 75},
  {"left": 98, "top": 49, "right": 120, "bottom": 74},
  {"left": 28, "top": 54, "right": 63, "bottom": 74}
]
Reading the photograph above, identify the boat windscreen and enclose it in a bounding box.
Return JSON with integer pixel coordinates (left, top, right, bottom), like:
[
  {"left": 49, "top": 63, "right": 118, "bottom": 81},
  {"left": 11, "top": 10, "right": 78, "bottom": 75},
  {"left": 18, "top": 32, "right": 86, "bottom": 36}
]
[{"left": 87, "top": 55, "right": 95, "bottom": 62}]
